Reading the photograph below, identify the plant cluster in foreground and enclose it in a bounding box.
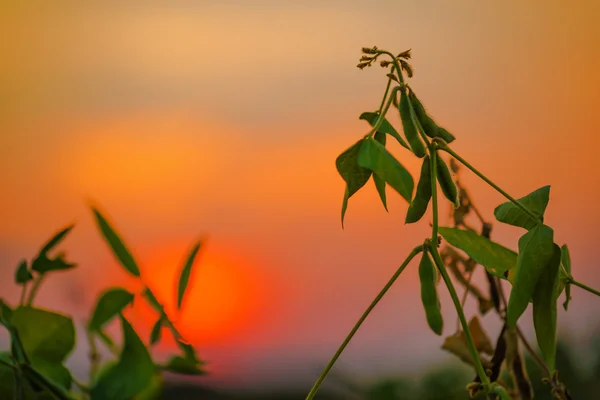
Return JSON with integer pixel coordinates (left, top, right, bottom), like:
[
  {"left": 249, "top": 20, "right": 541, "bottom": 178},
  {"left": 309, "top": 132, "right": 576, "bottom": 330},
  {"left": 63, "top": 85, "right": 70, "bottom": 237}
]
[
  {"left": 0, "top": 205, "right": 206, "bottom": 400},
  {"left": 306, "top": 46, "right": 600, "bottom": 400}
]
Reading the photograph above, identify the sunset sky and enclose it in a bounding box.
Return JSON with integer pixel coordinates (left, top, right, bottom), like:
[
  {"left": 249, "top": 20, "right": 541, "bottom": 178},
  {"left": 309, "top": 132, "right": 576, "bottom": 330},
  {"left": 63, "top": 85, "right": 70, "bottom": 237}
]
[{"left": 1, "top": 0, "right": 600, "bottom": 393}]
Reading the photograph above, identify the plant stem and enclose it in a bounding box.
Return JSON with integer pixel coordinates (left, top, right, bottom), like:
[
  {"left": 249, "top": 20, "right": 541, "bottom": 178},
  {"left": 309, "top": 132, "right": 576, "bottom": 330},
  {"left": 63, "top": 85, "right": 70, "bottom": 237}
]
[
  {"left": 430, "top": 246, "right": 490, "bottom": 387},
  {"left": 365, "top": 86, "right": 400, "bottom": 139},
  {"left": 429, "top": 145, "right": 490, "bottom": 387},
  {"left": 570, "top": 279, "right": 600, "bottom": 297},
  {"left": 25, "top": 274, "right": 45, "bottom": 306},
  {"left": 378, "top": 74, "right": 393, "bottom": 113},
  {"left": 439, "top": 146, "right": 539, "bottom": 222},
  {"left": 490, "top": 384, "right": 512, "bottom": 400},
  {"left": 305, "top": 245, "right": 425, "bottom": 400},
  {"left": 19, "top": 284, "right": 27, "bottom": 307}
]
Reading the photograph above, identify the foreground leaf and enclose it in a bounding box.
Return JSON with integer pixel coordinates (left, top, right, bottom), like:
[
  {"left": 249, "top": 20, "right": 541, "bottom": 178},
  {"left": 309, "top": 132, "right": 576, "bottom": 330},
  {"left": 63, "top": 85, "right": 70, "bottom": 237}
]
[
  {"left": 162, "top": 356, "right": 206, "bottom": 376},
  {"left": 149, "top": 317, "right": 163, "bottom": 346},
  {"left": 15, "top": 260, "right": 33, "bottom": 284},
  {"left": 359, "top": 111, "right": 410, "bottom": 150},
  {"left": 336, "top": 139, "right": 372, "bottom": 197},
  {"left": 506, "top": 224, "right": 555, "bottom": 327},
  {"left": 532, "top": 244, "right": 561, "bottom": 372},
  {"left": 177, "top": 241, "right": 203, "bottom": 310},
  {"left": 91, "top": 316, "right": 155, "bottom": 400},
  {"left": 88, "top": 288, "right": 135, "bottom": 332},
  {"left": 357, "top": 138, "right": 414, "bottom": 202},
  {"left": 438, "top": 227, "right": 517, "bottom": 279},
  {"left": 493, "top": 185, "right": 550, "bottom": 230},
  {"left": 92, "top": 208, "right": 141, "bottom": 277}
]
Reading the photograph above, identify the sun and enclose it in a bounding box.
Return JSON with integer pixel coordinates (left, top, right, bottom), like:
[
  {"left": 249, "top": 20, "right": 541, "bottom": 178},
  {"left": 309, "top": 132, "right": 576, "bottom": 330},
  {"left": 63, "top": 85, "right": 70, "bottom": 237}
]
[{"left": 117, "top": 239, "right": 265, "bottom": 347}]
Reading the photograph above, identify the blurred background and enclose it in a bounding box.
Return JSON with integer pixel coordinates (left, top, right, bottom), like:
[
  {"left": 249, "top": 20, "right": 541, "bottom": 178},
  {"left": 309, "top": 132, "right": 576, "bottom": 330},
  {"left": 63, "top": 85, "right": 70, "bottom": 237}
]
[{"left": 1, "top": 1, "right": 599, "bottom": 398}]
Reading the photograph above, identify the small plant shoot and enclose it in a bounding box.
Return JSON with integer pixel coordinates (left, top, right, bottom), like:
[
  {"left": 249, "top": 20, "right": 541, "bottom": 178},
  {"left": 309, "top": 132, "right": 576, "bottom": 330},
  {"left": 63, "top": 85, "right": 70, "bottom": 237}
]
[{"left": 306, "top": 46, "right": 600, "bottom": 400}]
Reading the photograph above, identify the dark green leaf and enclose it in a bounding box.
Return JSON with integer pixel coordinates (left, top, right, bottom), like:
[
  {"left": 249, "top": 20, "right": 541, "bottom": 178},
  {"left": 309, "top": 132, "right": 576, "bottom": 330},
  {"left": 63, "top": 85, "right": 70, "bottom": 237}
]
[
  {"left": 372, "top": 132, "right": 388, "bottom": 212},
  {"left": 20, "top": 363, "right": 74, "bottom": 400},
  {"left": 149, "top": 317, "right": 163, "bottom": 346},
  {"left": 359, "top": 111, "right": 410, "bottom": 150},
  {"left": 91, "top": 315, "right": 155, "bottom": 400},
  {"left": 40, "top": 225, "right": 75, "bottom": 256},
  {"left": 435, "top": 154, "right": 459, "bottom": 208},
  {"left": 532, "top": 244, "right": 561, "bottom": 372},
  {"left": 10, "top": 307, "right": 75, "bottom": 364},
  {"left": 493, "top": 186, "right": 550, "bottom": 230},
  {"left": 88, "top": 288, "right": 135, "bottom": 332},
  {"left": 335, "top": 139, "right": 372, "bottom": 198},
  {"left": 91, "top": 208, "right": 141, "bottom": 277},
  {"left": 341, "top": 187, "right": 350, "bottom": 228},
  {"left": 506, "top": 224, "right": 555, "bottom": 327},
  {"left": 438, "top": 227, "right": 517, "bottom": 279},
  {"left": 15, "top": 260, "right": 33, "bottom": 284},
  {"left": 177, "top": 241, "right": 203, "bottom": 310},
  {"left": 31, "top": 253, "right": 76, "bottom": 274},
  {"left": 357, "top": 138, "right": 414, "bottom": 202},
  {"left": 399, "top": 88, "right": 426, "bottom": 158},
  {"left": 0, "top": 299, "right": 13, "bottom": 327},
  {"left": 31, "top": 359, "right": 72, "bottom": 391},
  {"left": 561, "top": 244, "right": 572, "bottom": 311},
  {"left": 405, "top": 156, "right": 432, "bottom": 224}
]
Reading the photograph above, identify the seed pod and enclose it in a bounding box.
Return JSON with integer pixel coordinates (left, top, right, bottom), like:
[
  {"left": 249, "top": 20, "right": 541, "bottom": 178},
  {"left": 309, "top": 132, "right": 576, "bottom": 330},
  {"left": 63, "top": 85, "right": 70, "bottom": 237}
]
[
  {"left": 418, "top": 249, "right": 443, "bottom": 335},
  {"left": 435, "top": 153, "right": 459, "bottom": 208},
  {"left": 405, "top": 156, "right": 431, "bottom": 223},
  {"left": 409, "top": 90, "right": 456, "bottom": 144},
  {"left": 399, "top": 88, "right": 426, "bottom": 158}
]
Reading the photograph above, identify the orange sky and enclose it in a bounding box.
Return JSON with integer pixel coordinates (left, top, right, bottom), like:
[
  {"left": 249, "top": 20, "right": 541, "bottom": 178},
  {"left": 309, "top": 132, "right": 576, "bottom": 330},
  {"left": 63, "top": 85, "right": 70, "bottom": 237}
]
[{"left": 1, "top": 0, "right": 600, "bottom": 391}]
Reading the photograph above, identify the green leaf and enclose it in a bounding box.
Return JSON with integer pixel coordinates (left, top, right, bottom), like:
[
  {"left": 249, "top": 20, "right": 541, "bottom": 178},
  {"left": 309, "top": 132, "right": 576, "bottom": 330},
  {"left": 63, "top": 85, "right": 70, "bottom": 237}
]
[
  {"left": 0, "top": 299, "right": 13, "bottom": 327},
  {"left": 92, "top": 208, "right": 141, "bottom": 277},
  {"left": 149, "top": 317, "right": 163, "bottom": 346},
  {"left": 133, "top": 373, "right": 163, "bottom": 400},
  {"left": 493, "top": 186, "right": 550, "bottom": 230},
  {"left": 20, "top": 363, "right": 75, "bottom": 399},
  {"left": 532, "top": 244, "right": 561, "bottom": 372},
  {"left": 141, "top": 288, "right": 163, "bottom": 314},
  {"left": 372, "top": 131, "right": 388, "bottom": 212},
  {"left": 357, "top": 138, "right": 414, "bottom": 203},
  {"left": 359, "top": 111, "right": 410, "bottom": 150},
  {"left": 177, "top": 241, "right": 203, "bottom": 310},
  {"left": 10, "top": 307, "right": 75, "bottom": 364},
  {"left": 10, "top": 306, "right": 75, "bottom": 392},
  {"left": 340, "top": 187, "right": 350, "bottom": 228},
  {"left": 405, "top": 156, "right": 432, "bottom": 224},
  {"left": 506, "top": 224, "right": 555, "bottom": 327},
  {"left": 15, "top": 260, "right": 33, "bottom": 284},
  {"left": 399, "top": 88, "right": 426, "bottom": 158},
  {"left": 91, "top": 315, "right": 155, "bottom": 400},
  {"left": 438, "top": 227, "right": 517, "bottom": 279},
  {"left": 88, "top": 288, "right": 135, "bottom": 332},
  {"left": 336, "top": 139, "right": 372, "bottom": 197},
  {"left": 40, "top": 225, "right": 75, "bottom": 256},
  {"left": 560, "top": 244, "right": 572, "bottom": 311},
  {"left": 31, "top": 253, "right": 76, "bottom": 274}
]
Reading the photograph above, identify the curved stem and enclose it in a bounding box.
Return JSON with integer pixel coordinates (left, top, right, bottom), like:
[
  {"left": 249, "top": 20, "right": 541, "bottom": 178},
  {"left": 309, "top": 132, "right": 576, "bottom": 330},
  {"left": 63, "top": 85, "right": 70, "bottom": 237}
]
[
  {"left": 490, "top": 384, "right": 511, "bottom": 400},
  {"left": 305, "top": 245, "right": 424, "bottom": 400},
  {"left": 378, "top": 74, "right": 393, "bottom": 113},
  {"left": 570, "top": 279, "right": 600, "bottom": 297}
]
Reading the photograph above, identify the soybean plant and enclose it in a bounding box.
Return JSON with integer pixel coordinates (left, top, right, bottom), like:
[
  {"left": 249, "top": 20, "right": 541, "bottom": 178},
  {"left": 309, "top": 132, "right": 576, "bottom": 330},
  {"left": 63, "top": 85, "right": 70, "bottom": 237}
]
[{"left": 306, "top": 46, "right": 600, "bottom": 400}]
